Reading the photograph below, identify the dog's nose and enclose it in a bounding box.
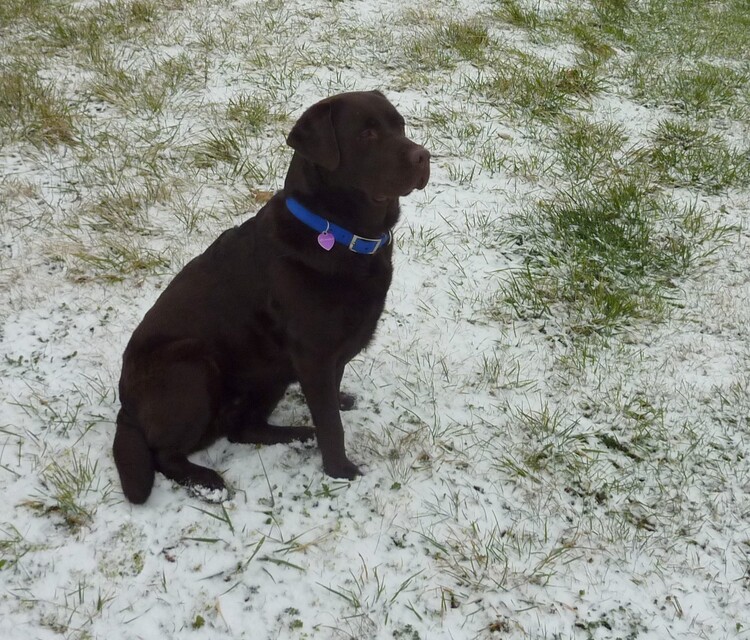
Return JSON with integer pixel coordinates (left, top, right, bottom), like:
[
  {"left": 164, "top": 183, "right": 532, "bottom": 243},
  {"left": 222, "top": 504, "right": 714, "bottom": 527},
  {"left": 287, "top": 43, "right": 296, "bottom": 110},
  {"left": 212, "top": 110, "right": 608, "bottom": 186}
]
[
  {"left": 409, "top": 146, "right": 430, "bottom": 190},
  {"left": 410, "top": 146, "right": 430, "bottom": 167}
]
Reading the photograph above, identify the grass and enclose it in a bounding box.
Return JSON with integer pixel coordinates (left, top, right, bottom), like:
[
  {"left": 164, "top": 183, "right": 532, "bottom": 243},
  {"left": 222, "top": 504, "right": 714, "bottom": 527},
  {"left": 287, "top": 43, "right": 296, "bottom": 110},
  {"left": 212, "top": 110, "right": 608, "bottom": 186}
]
[
  {"left": 226, "top": 94, "right": 288, "bottom": 132},
  {"left": 487, "top": 0, "right": 750, "bottom": 121},
  {"left": 406, "top": 19, "right": 491, "bottom": 71},
  {"left": 193, "top": 130, "right": 245, "bottom": 171},
  {"left": 551, "top": 114, "right": 628, "bottom": 181},
  {"left": 493, "top": 0, "right": 544, "bottom": 30},
  {"left": 642, "top": 119, "right": 750, "bottom": 192},
  {"left": 628, "top": 58, "right": 750, "bottom": 118},
  {"left": 36, "top": 450, "right": 111, "bottom": 531},
  {"left": 88, "top": 52, "right": 202, "bottom": 116},
  {"left": 0, "top": 66, "right": 79, "bottom": 147},
  {"left": 0, "top": 525, "right": 28, "bottom": 571},
  {"left": 2, "top": 0, "right": 750, "bottom": 638},
  {"left": 319, "top": 561, "right": 422, "bottom": 631},
  {"left": 419, "top": 498, "right": 579, "bottom": 593},
  {"left": 500, "top": 176, "right": 731, "bottom": 335},
  {"left": 68, "top": 239, "right": 172, "bottom": 283},
  {"left": 568, "top": 0, "right": 750, "bottom": 120},
  {"left": 466, "top": 48, "right": 606, "bottom": 122}
]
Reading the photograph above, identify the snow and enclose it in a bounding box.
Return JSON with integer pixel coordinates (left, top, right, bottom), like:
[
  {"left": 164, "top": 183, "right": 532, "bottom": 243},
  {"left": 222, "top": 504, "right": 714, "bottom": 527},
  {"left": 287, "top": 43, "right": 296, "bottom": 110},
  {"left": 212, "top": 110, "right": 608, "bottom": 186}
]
[{"left": 2, "top": 0, "right": 750, "bottom": 639}]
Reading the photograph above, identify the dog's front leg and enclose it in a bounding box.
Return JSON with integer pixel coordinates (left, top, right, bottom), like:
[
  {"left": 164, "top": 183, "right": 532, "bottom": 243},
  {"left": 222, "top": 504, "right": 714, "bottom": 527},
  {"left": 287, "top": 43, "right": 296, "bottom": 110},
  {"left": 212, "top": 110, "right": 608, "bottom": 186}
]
[
  {"left": 294, "top": 354, "right": 361, "bottom": 479},
  {"left": 337, "top": 362, "right": 356, "bottom": 411}
]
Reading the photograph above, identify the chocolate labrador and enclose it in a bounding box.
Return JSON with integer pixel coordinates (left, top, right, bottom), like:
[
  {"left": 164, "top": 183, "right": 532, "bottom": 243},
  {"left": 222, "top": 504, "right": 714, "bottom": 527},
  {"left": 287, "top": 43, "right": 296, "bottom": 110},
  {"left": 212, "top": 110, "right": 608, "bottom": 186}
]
[{"left": 113, "top": 90, "right": 430, "bottom": 503}]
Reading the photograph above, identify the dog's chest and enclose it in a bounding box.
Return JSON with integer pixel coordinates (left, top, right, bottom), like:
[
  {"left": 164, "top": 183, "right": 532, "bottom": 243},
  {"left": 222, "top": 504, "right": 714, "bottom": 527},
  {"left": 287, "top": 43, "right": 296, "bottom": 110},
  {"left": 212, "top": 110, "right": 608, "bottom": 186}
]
[
  {"left": 271, "top": 256, "right": 391, "bottom": 356},
  {"left": 340, "top": 286, "right": 387, "bottom": 348}
]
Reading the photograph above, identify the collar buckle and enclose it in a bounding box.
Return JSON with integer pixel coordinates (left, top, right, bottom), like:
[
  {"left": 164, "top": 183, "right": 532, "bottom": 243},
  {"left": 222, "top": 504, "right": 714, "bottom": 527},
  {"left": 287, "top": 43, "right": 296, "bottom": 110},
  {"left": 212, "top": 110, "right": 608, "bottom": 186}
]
[{"left": 349, "top": 234, "right": 382, "bottom": 254}]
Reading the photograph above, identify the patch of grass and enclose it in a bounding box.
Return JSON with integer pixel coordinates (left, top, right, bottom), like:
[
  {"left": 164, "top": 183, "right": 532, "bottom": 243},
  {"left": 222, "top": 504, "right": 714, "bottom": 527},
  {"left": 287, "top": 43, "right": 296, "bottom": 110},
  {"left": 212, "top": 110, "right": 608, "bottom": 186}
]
[
  {"left": 236, "top": 0, "right": 294, "bottom": 39},
  {"left": 445, "top": 161, "right": 476, "bottom": 186},
  {"left": 493, "top": 0, "right": 543, "bottom": 30},
  {"left": 473, "top": 350, "right": 533, "bottom": 392},
  {"left": 556, "top": 57, "right": 606, "bottom": 98},
  {"left": 192, "top": 129, "right": 245, "bottom": 171},
  {"left": 440, "top": 20, "right": 491, "bottom": 63},
  {"left": 492, "top": 1, "right": 617, "bottom": 60},
  {"left": 67, "top": 239, "right": 171, "bottom": 283},
  {"left": 536, "top": 1, "right": 750, "bottom": 121},
  {"left": 629, "top": 59, "right": 750, "bottom": 117},
  {"left": 405, "top": 35, "right": 456, "bottom": 73},
  {"left": 552, "top": 114, "right": 628, "bottom": 181},
  {"left": 227, "top": 94, "right": 287, "bottom": 133},
  {"left": 77, "top": 177, "right": 173, "bottom": 233},
  {"left": 192, "top": 131, "right": 284, "bottom": 186},
  {"left": 0, "top": 67, "right": 78, "bottom": 147},
  {"left": 89, "top": 52, "right": 201, "bottom": 116},
  {"left": 10, "top": 391, "right": 90, "bottom": 439},
  {"left": 640, "top": 119, "right": 750, "bottom": 193},
  {"left": 0, "top": 177, "right": 43, "bottom": 235},
  {"left": 171, "top": 191, "right": 220, "bottom": 234},
  {"left": 500, "top": 176, "right": 728, "bottom": 334},
  {"left": 406, "top": 19, "right": 491, "bottom": 72},
  {"left": 40, "top": 0, "right": 162, "bottom": 51},
  {"left": 318, "top": 559, "right": 422, "bottom": 632},
  {"left": 566, "top": 18, "right": 617, "bottom": 60},
  {"left": 469, "top": 56, "right": 571, "bottom": 120},
  {"left": 512, "top": 405, "right": 591, "bottom": 475},
  {"left": 417, "top": 106, "right": 487, "bottom": 158},
  {"left": 568, "top": 1, "right": 750, "bottom": 119},
  {"left": 487, "top": 390, "right": 719, "bottom": 547},
  {"left": 419, "top": 508, "right": 577, "bottom": 592},
  {"left": 467, "top": 50, "right": 605, "bottom": 121},
  {"left": 0, "top": 0, "right": 50, "bottom": 27},
  {"left": 36, "top": 450, "right": 109, "bottom": 531},
  {"left": 0, "top": 525, "right": 29, "bottom": 571},
  {"left": 670, "top": 64, "right": 747, "bottom": 115},
  {"left": 482, "top": 147, "right": 557, "bottom": 181},
  {"left": 611, "top": 0, "right": 750, "bottom": 59},
  {"left": 589, "top": 0, "right": 633, "bottom": 41},
  {"left": 361, "top": 418, "right": 428, "bottom": 486}
]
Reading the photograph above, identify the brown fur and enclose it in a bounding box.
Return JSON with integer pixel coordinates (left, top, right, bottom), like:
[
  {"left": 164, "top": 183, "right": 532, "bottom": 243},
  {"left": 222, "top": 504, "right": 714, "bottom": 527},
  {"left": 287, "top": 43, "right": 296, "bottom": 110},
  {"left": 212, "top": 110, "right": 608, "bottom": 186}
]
[{"left": 113, "top": 91, "right": 430, "bottom": 503}]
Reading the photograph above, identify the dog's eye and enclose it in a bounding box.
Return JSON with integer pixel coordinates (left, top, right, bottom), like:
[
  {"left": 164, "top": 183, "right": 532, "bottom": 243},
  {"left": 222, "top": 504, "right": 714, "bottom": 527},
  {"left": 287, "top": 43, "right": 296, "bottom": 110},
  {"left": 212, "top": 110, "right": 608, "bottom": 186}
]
[{"left": 360, "top": 128, "right": 377, "bottom": 140}]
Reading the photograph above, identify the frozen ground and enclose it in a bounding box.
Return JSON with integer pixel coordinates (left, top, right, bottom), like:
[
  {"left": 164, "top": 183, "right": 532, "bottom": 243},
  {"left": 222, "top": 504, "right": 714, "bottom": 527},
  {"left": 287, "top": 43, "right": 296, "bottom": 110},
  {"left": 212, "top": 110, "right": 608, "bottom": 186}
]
[{"left": 1, "top": 1, "right": 749, "bottom": 638}]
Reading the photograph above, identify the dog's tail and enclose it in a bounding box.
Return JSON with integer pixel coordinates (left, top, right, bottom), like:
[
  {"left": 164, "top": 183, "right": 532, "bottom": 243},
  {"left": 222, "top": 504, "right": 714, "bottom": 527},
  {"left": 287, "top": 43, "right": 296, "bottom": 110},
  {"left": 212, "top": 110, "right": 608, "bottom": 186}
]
[{"left": 113, "top": 409, "right": 154, "bottom": 504}]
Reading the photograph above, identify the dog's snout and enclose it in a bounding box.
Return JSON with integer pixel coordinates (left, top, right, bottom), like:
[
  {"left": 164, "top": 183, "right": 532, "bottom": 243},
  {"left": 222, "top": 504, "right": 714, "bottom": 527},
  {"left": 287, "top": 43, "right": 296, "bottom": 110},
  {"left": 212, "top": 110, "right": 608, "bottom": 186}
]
[
  {"left": 408, "top": 145, "right": 430, "bottom": 191},
  {"left": 410, "top": 146, "right": 430, "bottom": 167}
]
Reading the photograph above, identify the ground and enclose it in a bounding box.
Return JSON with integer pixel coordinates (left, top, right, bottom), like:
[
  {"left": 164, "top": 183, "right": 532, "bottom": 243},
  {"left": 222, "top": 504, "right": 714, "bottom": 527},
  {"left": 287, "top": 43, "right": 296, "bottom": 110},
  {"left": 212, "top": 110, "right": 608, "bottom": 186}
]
[{"left": 1, "top": 0, "right": 749, "bottom": 638}]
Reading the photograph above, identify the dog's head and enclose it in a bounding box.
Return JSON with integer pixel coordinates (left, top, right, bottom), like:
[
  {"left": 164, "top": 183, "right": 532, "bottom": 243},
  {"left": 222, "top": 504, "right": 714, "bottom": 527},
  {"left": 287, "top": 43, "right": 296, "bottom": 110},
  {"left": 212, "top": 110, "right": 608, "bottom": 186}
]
[{"left": 286, "top": 91, "right": 430, "bottom": 202}]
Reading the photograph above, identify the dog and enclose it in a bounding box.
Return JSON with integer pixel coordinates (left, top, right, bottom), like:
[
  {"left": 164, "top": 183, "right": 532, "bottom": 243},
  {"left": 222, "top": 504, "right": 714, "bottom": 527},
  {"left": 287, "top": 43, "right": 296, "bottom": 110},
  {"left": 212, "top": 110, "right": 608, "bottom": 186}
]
[{"left": 113, "top": 90, "right": 430, "bottom": 503}]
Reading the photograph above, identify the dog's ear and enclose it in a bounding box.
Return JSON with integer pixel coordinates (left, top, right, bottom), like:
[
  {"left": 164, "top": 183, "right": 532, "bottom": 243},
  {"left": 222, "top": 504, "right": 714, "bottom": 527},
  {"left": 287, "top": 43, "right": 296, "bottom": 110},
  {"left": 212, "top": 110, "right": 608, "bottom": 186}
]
[
  {"left": 286, "top": 100, "right": 339, "bottom": 171},
  {"left": 370, "top": 89, "right": 386, "bottom": 98}
]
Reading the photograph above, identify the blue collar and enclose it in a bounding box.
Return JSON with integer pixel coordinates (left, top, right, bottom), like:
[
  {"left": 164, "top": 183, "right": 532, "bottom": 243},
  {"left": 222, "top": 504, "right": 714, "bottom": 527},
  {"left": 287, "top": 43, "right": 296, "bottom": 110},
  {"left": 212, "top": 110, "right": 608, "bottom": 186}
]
[{"left": 286, "top": 197, "right": 392, "bottom": 255}]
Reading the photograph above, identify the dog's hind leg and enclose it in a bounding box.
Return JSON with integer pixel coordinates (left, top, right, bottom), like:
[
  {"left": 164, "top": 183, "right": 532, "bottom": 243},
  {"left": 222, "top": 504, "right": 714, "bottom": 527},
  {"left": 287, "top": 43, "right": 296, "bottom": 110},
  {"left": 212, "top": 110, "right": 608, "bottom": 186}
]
[
  {"left": 153, "top": 449, "right": 227, "bottom": 500},
  {"left": 131, "top": 346, "right": 228, "bottom": 498},
  {"left": 228, "top": 424, "right": 316, "bottom": 445}
]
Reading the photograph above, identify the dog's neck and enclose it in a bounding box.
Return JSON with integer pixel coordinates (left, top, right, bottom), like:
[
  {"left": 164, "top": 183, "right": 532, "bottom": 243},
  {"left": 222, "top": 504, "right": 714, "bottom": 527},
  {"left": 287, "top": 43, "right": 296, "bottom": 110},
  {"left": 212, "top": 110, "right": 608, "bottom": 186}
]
[{"left": 283, "top": 154, "right": 400, "bottom": 238}]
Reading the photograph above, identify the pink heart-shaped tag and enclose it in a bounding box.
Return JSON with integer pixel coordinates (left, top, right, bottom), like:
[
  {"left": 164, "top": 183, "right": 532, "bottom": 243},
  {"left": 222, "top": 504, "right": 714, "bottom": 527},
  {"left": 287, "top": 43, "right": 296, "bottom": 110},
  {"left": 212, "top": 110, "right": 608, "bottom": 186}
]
[{"left": 317, "top": 231, "right": 335, "bottom": 251}]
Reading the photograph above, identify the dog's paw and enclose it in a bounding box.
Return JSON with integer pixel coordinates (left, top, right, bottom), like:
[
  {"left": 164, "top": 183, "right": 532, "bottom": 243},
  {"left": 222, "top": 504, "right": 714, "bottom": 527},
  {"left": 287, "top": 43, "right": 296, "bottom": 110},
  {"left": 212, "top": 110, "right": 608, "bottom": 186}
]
[
  {"left": 184, "top": 468, "right": 231, "bottom": 503},
  {"left": 324, "top": 458, "right": 362, "bottom": 480},
  {"left": 188, "top": 482, "right": 232, "bottom": 504}
]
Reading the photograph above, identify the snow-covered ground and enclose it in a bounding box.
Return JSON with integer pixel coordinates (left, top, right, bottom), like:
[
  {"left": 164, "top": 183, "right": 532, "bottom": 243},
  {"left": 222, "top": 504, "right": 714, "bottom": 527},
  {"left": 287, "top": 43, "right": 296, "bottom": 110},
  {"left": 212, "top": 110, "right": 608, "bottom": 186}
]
[{"left": 1, "top": 1, "right": 749, "bottom": 638}]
